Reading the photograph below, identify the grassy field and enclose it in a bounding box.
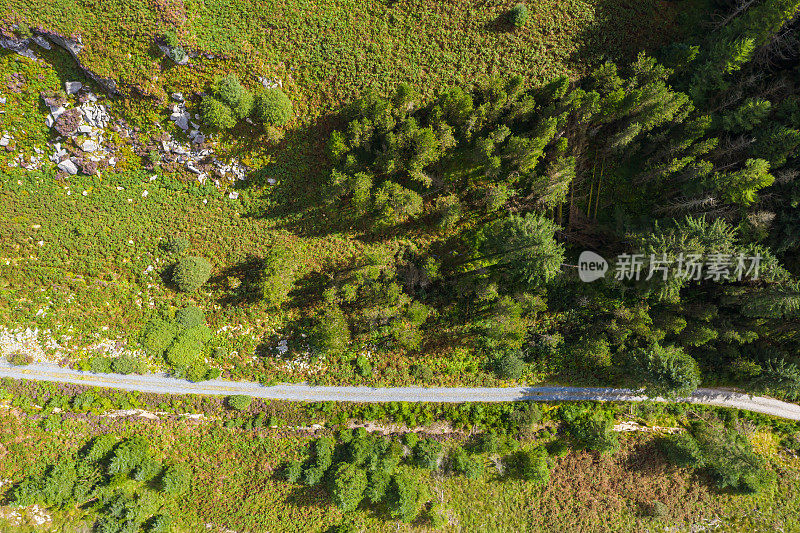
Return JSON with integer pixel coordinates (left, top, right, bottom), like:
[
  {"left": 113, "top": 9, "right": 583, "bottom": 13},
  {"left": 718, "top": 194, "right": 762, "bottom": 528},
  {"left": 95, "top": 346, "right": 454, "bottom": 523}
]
[
  {"left": 0, "top": 389, "right": 798, "bottom": 532},
  {"left": 3, "top": 0, "right": 689, "bottom": 113},
  {"left": 0, "top": 0, "right": 716, "bottom": 386}
]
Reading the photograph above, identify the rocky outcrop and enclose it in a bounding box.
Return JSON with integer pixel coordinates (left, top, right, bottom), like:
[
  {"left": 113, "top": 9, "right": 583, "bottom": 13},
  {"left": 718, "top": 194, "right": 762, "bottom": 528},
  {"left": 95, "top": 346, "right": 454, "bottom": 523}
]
[{"left": 0, "top": 27, "right": 119, "bottom": 95}]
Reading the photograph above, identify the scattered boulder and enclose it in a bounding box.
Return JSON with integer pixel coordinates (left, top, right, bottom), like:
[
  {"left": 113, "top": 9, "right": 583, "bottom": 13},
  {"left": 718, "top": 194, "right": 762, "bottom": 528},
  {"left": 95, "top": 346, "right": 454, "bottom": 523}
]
[
  {"left": 53, "top": 108, "right": 82, "bottom": 136},
  {"left": 57, "top": 159, "right": 78, "bottom": 175},
  {"left": 65, "top": 81, "right": 83, "bottom": 95},
  {"left": 81, "top": 139, "right": 99, "bottom": 152}
]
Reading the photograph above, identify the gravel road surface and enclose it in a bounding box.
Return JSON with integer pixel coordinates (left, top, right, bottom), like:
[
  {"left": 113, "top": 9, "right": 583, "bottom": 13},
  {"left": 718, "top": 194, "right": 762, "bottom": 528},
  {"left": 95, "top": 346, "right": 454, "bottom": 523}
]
[{"left": 2, "top": 361, "right": 799, "bottom": 420}]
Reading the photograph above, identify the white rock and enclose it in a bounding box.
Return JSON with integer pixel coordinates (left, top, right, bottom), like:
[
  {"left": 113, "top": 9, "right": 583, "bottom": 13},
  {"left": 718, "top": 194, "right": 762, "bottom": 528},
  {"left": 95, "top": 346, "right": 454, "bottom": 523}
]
[
  {"left": 78, "top": 125, "right": 92, "bottom": 134},
  {"left": 170, "top": 111, "right": 190, "bottom": 130},
  {"left": 65, "top": 81, "right": 82, "bottom": 95},
  {"left": 228, "top": 191, "right": 239, "bottom": 199},
  {"left": 141, "top": 190, "right": 149, "bottom": 197},
  {"left": 81, "top": 140, "right": 99, "bottom": 152},
  {"left": 0, "top": 96, "right": 6, "bottom": 104},
  {"left": 267, "top": 178, "right": 277, "bottom": 185},
  {"left": 0, "top": 135, "right": 9, "bottom": 146},
  {"left": 33, "top": 36, "right": 52, "bottom": 50},
  {"left": 50, "top": 106, "right": 66, "bottom": 120},
  {"left": 45, "top": 114, "right": 55, "bottom": 128},
  {"left": 57, "top": 160, "right": 78, "bottom": 174},
  {"left": 171, "top": 92, "right": 184, "bottom": 102}
]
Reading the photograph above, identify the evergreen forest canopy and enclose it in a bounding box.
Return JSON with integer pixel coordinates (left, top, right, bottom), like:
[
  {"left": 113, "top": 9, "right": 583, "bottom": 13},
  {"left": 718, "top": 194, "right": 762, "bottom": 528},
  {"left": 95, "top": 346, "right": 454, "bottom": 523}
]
[{"left": 294, "top": 0, "right": 800, "bottom": 398}]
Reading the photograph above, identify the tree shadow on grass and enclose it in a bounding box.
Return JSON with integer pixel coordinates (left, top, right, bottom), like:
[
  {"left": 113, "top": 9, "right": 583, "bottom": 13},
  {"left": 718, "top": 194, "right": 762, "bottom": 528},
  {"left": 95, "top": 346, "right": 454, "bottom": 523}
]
[
  {"left": 210, "top": 254, "right": 264, "bottom": 307},
  {"left": 623, "top": 438, "right": 668, "bottom": 475},
  {"left": 241, "top": 114, "right": 339, "bottom": 232},
  {"left": 568, "top": 0, "right": 689, "bottom": 70}
]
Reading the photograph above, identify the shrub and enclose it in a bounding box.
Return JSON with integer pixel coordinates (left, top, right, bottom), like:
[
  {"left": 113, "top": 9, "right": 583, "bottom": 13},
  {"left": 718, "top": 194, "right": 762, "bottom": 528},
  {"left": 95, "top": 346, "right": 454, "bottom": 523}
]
[
  {"left": 413, "top": 439, "right": 442, "bottom": 470},
  {"left": 450, "top": 446, "right": 483, "bottom": 479},
  {"left": 409, "top": 364, "right": 434, "bottom": 382},
  {"left": 89, "top": 356, "right": 113, "bottom": 374},
  {"left": 284, "top": 460, "right": 303, "bottom": 483},
  {"left": 8, "top": 352, "right": 33, "bottom": 366},
  {"left": 561, "top": 406, "right": 619, "bottom": 455},
  {"left": 546, "top": 440, "right": 569, "bottom": 457},
  {"left": 355, "top": 354, "right": 372, "bottom": 377},
  {"left": 253, "top": 88, "right": 293, "bottom": 125},
  {"left": 312, "top": 304, "right": 351, "bottom": 356},
  {"left": 475, "top": 431, "right": 514, "bottom": 454},
  {"left": 213, "top": 74, "right": 254, "bottom": 118},
  {"left": 163, "top": 30, "right": 179, "bottom": 48},
  {"left": 402, "top": 432, "right": 419, "bottom": 448},
  {"left": 659, "top": 433, "right": 702, "bottom": 468},
  {"left": 496, "top": 352, "right": 525, "bottom": 380},
  {"left": 200, "top": 95, "right": 236, "bottom": 130},
  {"left": 161, "top": 464, "right": 191, "bottom": 496},
  {"left": 514, "top": 447, "right": 550, "bottom": 485},
  {"left": 227, "top": 395, "right": 253, "bottom": 411},
  {"left": 509, "top": 4, "right": 529, "bottom": 28},
  {"left": 387, "top": 473, "right": 428, "bottom": 523},
  {"left": 260, "top": 247, "right": 299, "bottom": 308},
  {"left": 693, "top": 422, "right": 775, "bottom": 493},
  {"left": 141, "top": 319, "right": 179, "bottom": 357},
  {"left": 164, "top": 236, "right": 189, "bottom": 254},
  {"left": 176, "top": 306, "right": 205, "bottom": 328},
  {"left": 164, "top": 325, "right": 212, "bottom": 369},
  {"left": 186, "top": 363, "right": 212, "bottom": 382},
  {"left": 172, "top": 256, "right": 212, "bottom": 292},
  {"left": 330, "top": 463, "right": 368, "bottom": 512},
  {"left": 111, "top": 356, "right": 141, "bottom": 375}
]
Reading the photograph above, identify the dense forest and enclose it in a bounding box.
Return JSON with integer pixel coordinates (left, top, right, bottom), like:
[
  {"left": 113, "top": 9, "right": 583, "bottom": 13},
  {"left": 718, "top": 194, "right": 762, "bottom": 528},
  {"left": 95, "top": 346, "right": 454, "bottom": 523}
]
[{"left": 271, "top": 0, "right": 800, "bottom": 398}]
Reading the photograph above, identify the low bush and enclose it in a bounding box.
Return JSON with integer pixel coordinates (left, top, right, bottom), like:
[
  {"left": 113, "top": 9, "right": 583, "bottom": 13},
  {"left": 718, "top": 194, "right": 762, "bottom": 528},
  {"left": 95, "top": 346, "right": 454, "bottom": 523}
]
[
  {"left": 141, "top": 319, "right": 179, "bottom": 357},
  {"left": 111, "top": 355, "right": 141, "bottom": 375},
  {"left": 253, "top": 88, "right": 293, "bottom": 125},
  {"left": 509, "top": 4, "right": 529, "bottom": 28},
  {"left": 89, "top": 356, "right": 113, "bottom": 374},
  {"left": 172, "top": 256, "right": 212, "bottom": 292},
  {"left": 496, "top": 352, "right": 525, "bottom": 380},
  {"left": 176, "top": 305, "right": 205, "bottom": 328},
  {"left": 8, "top": 352, "right": 33, "bottom": 366},
  {"left": 200, "top": 95, "right": 237, "bottom": 130},
  {"left": 164, "top": 236, "right": 189, "bottom": 254},
  {"left": 227, "top": 395, "right": 253, "bottom": 411}
]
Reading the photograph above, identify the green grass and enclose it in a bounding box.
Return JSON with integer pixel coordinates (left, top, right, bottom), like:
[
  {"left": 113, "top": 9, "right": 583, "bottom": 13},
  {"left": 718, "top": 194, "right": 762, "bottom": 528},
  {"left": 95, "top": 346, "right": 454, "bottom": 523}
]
[
  {"left": 0, "top": 404, "right": 798, "bottom": 532},
  {"left": 4, "top": 0, "right": 688, "bottom": 114},
  {"left": 0, "top": 0, "right": 714, "bottom": 386}
]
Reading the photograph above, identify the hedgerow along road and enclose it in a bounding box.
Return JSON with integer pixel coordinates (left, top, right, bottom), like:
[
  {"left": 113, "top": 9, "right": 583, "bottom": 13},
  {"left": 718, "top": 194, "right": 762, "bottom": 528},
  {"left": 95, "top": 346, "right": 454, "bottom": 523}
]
[{"left": 2, "top": 361, "right": 800, "bottom": 420}]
